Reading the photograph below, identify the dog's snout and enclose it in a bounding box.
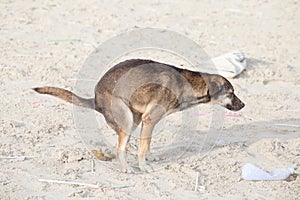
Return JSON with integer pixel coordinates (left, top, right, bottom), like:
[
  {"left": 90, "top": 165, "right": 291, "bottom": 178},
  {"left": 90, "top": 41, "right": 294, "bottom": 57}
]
[
  {"left": 235, "top": 99, "right": 245, "bottom": 111},
  {"left": 240, "top": 101, "right": 245, "bottom": 109},
  {"left": 225, "top": 95, "right": 245, "bottom": 111}
]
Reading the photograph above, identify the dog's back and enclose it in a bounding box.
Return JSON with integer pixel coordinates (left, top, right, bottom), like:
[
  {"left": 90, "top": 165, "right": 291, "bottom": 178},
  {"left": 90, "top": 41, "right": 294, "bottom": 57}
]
[{"left": 94, "top": 59, "right": 210, "bottom": 115}]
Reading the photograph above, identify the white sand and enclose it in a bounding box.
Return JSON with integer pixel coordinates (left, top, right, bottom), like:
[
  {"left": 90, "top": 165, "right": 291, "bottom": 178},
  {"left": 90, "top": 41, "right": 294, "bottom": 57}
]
[{"left": 0, "top": 0, "right": 299, "bottom": 199}]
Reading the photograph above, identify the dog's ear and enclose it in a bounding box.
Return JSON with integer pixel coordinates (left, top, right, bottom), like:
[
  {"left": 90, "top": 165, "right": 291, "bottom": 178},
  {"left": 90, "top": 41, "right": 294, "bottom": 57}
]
[
  {"left": 196, "top": 82, "right": 211, "bottom": 103},
  {"left": 208, "top": 81, "right": 222, "bottom": 97},
  {"left": 195, "top": 76, "right": 211, "bottom": 102}
]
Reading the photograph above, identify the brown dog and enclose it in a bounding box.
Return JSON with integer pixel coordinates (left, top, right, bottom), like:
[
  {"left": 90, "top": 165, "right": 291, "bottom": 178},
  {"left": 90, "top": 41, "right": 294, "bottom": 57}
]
[{"left": 34, "top": 59, "right": 244, "bottom": 173}]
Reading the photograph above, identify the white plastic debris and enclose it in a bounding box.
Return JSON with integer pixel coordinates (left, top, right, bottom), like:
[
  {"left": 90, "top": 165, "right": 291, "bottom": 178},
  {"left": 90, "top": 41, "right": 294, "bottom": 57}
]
[
  {"left": 242, "top": 163, "right": 295, "bottom": 181},
  {"left": 211, "top": 50, "right": 247, "bottom": 78}
]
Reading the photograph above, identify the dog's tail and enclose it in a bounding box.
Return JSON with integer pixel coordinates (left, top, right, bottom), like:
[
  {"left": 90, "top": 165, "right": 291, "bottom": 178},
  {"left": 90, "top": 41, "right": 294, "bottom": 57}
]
[{"left": 33, "top": 86, "right": 95, "bottom": 109}]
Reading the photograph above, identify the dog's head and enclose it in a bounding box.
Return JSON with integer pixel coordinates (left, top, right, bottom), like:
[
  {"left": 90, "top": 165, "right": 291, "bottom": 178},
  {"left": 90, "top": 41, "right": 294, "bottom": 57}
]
[{"left": 204, "top": 74, "right": 245, "bottom": 111}]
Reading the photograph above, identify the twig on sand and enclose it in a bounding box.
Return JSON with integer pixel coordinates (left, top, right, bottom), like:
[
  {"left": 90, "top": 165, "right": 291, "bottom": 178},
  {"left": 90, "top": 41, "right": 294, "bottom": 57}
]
[
  {"left": 38, "top": 178, "right": 133, "bottom": 193},
  {"left": 194, "top": 172, "right": 199, "bottom": 191},
  {"left": 38, "top": 178, "right": 100, "bottom": 188},
  {"left": 91, "top": 159, "right": 95, "bottom": 172}
]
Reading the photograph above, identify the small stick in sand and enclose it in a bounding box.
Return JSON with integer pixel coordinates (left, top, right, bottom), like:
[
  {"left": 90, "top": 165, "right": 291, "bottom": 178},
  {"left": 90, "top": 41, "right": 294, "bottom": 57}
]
[
  {"left": 38, "top": 178, "right": 133, "bottom": 193},
  {"left": 194, "top": 172, "right": 199, "bottom": 191},
  {"left": 38, "top": 178, "right": 100, "bottom": 188},
  {"left": 91, "top": 159, "right": 95, "bottom": 172}
]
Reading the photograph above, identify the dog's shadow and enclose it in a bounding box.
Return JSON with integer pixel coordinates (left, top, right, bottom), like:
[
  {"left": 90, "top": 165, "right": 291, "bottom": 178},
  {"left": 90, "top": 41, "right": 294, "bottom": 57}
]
[
  {"left": 142, "top": 118, "right": 299, "bottom": 166},
  {"left": 87, "top": 117, "right": 299, "bottom": 172}
]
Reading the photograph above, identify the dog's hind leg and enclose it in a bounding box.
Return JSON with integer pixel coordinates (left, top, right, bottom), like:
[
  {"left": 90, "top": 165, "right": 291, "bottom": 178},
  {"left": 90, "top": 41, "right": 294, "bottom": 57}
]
[
  {"left": 117, "top": 110, "right": 142, "bottom": 173},
  {"left": 103, "top": 97, "right": 140, "bottom": 173},
  {"left": 116, "top": 130, "right": 134, "bottom": 173},
  {"left": 138, "top": 104, "right": 166, "bottom": 172}
]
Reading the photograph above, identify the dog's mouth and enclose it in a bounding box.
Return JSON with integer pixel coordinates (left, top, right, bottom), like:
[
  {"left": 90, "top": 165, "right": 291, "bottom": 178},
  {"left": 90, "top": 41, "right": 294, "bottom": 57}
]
[{"left": 225, "top": 102, "right": 245, "bottom": 111}]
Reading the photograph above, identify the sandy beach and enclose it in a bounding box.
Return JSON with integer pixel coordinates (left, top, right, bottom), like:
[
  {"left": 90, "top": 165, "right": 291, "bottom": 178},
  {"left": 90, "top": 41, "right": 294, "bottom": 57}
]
[{"left": 0, "top": 0, "right": 299, "bottom": 199}]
